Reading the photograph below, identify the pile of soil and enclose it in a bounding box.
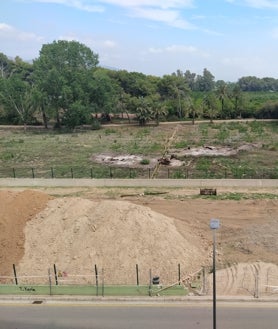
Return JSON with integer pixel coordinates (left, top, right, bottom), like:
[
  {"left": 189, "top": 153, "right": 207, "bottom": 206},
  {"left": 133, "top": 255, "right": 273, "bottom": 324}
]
[{"left": 18, "top": 198, "right": 208, "bottom": 285}]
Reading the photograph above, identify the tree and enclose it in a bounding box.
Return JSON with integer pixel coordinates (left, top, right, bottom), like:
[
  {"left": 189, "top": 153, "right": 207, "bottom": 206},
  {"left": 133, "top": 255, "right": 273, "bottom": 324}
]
[
  {"left": 116, "top": 90, "right": 132, "bottom": 122},
  {"left": 158, "top": 74, "right": 190, "bottom": 119},
  {"left": 0, "top": 75, "right": 36, "bottom": 130},
  {"left": 231, "top": 84, "right": 243, "bottom": 118},
  {"left": 0, "top": 53, "right": 13, "bottom": 78},
  {"left": 185, "top": 96, "right": 202, "bottom": 125},
  {"left": 202, "top": 93, "right": 219, "bottom": 123},
  {"left": 62, "top": 101, "right": 91, "bottom": 130},
  {"left": 31, "top": 87, "right": 51, "bottom": 128},
  {"left": 33, "top": 40, "right": 99, "bottom": 128},
  {"left": 183, "top": 70, "right": 196, "bottom": 90},
  {"left": 135, "top": 97, "right": 153, "bottom": 126},
  {"left": 108, "top": 70, "right": 159, "bottom": 98},
  {"left": 89, "top": 68, "right": 119, "bottom": 120},
  {"left": 195, "top": 68, "right": 215, "bottom": 92},
  {"left": 237, "top": 76, "right": 264, "bottom": 91},
  {"left": 148, "top": 93, "right": 167, "bottom": 126},
  {"left": 216, "top": 81, "right": 228, "bottom": 118}
]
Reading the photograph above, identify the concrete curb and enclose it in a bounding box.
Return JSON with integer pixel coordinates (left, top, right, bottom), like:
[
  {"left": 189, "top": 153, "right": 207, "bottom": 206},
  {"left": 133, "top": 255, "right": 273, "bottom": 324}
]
[{"left": 1, "top": 295, "right": 278, "bottom": 304}]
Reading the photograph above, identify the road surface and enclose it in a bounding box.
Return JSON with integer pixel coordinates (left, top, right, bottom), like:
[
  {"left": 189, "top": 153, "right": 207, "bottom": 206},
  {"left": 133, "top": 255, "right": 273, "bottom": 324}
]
[{"left": 0, "top": 302, "right": 278, "bottom": 329}]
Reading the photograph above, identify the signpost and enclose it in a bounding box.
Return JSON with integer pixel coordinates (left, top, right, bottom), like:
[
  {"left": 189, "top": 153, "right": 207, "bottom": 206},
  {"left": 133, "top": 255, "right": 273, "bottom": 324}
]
[{"left": 210, "top": 219, "right": 220, "bottom": 329}]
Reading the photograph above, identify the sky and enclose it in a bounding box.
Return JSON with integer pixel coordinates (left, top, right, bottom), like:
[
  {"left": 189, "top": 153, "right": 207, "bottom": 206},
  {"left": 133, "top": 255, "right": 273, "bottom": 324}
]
[{"left": 0, "top": 0, "right": 278, "bottom": 82}]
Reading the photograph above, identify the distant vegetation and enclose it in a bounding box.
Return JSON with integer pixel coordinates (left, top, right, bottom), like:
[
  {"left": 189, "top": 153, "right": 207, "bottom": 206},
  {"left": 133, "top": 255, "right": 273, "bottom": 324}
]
[{"left": 0, "top": 40, "right": 278, "bottom": 130}]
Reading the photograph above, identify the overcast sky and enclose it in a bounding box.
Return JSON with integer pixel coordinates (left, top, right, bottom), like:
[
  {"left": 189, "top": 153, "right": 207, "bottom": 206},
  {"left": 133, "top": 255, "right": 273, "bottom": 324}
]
[{"left": 1, "top": 0, "right": 278, "bottom": 82}]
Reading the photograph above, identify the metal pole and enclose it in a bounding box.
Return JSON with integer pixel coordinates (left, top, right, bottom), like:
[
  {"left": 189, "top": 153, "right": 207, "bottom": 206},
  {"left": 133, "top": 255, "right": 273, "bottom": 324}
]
[
  {"left": 13, "top": 264, "right": 18, "bottom": 285},
  {"left": 48, "top": 268, "right": 52, "bottom": 296},
  {"left": 210, "top": 218, "right": 220, "bottom": 329},
  {"left": 136, "top": 264, "right": 139, "bottom": 286},
  {"left": 212, "top": 229, "right": 216, "bottom": 329}
]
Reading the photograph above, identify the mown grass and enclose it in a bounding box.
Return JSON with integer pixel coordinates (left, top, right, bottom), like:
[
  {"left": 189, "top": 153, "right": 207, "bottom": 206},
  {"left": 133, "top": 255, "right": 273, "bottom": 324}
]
[{"left": 0, "top": 121, "right": 277, "bottom": 178}]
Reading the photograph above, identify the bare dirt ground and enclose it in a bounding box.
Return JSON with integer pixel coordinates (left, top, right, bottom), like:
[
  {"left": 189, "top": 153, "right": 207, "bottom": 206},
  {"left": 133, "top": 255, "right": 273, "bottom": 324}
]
[
  {"left": 0, "top": 186, "right": 278, "bottom": 295},
  {"left": 92, "top": 143, "right": 262, "bottom": 168}
]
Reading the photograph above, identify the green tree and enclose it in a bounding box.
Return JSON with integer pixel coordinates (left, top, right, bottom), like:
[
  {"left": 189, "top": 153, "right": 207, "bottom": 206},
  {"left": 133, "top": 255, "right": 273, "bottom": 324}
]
[
  {"left": 90, "top": 68, "right": 119, "bottom": 121},
  {"left": 203, "top": 92, "right": 219, "bottom": 123},
  {"left": 108, "top": 70, "right": 159, "bottom": 98},
  {"left": 183, "top": 70, "right": 196, "bottom": 90},
  {"left": 116, "top": 90, "right": 132, "bottom": 122},
  {"left": 195, "top": 68, "right": 215, "bottom": 92},
  {"left": 185, "top": 96, "right": 202, "bottom": 124},
  {"left": 33, "top": 40, "right": 99, "bottom": 128},
  {"left": 231, "top": 84, "right": 243, "bottom": 118},
  {"left": 62, "top": 101, "right": 91, "bottom": 130},
  {"left": 158, "top": 74, "right": 190, "bottom": 119},
  {"left": 216, "top": 81, "right": 228, "bottom": 118},
  {"left": 0, "top": 75, "right": 36, "bottom": 130},
  {"left": 0, "top": 52, "right": 13, "bottom": 78},
  {"left": 148, "top": 93, "right": 167, "bottom": 125},
  {"left": 135, "top": 97, "right": 153, "bottom": 126}
]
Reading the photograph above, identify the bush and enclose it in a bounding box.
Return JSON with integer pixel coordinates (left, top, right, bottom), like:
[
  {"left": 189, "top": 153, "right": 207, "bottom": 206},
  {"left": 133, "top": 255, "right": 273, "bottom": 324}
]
[{"left": 140, "top": 159, "right": 150, "bottom": 165}]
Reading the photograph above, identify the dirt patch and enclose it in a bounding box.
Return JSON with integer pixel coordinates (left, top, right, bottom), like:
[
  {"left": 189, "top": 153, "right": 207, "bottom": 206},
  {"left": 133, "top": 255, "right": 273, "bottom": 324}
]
[
  {"left": 92, "top": 143, "right": 261, "bottom": 169},
  {"left": 207, "top": 262, "right": 278, "bottom": 296},
  {"left": 170, "top": 143, "right": 261, "bottom": 157},
  {"left": 0, "top": 190, "right": 52, "bottom": 277}
]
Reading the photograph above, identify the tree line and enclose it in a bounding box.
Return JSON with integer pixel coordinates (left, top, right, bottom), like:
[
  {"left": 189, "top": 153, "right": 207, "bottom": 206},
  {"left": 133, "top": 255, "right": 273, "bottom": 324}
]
[{"left": 0, "top": 40, "right": 277, "bottom": 130}]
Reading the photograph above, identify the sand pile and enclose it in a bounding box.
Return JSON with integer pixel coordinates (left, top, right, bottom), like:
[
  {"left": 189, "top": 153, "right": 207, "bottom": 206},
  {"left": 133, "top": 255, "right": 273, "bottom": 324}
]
[{"left": 18, "top": 198, "right": 207, "bottom": 285}]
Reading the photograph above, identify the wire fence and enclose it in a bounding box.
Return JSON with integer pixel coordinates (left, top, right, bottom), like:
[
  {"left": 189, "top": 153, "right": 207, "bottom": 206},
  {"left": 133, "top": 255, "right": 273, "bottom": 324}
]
[
  {"left": 0, "top": 264, "right": 278, "bottom": 298},
  {"left": 1, "top": 264, "right": 188, "bottom": 286},
  {"left": 2, "top": 263, "right": 277, "bottom": 297},
  {"left": 0, "top": 263, "right": 194, "bottom": 297},
  {"left": 0, "top": 166, "right": 277, "bottom": 179}
]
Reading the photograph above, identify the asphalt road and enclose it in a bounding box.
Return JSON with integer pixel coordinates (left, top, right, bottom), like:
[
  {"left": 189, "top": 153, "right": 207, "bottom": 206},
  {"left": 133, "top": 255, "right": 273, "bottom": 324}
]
[{"left": 1, "top": 303, "right": 278, "bottom": 329}]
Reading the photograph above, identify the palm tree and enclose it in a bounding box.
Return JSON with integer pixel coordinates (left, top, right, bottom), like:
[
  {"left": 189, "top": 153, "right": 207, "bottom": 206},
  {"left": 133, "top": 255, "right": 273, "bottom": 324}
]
[
  {"left": 151, "top": 103, "right": 167, "bottom": 126},
  {"left": 135, "top": 97, "right": 152, "bottom": 126},
  {"left": 203, "top": 93, "right": 219, "bottom": 123},
  {"left": 231, "top": 84, "right": 242, "bottom": 118},
  {"left": 186, "top": 96, "right": 202, "bottom": 125},
  {"left": 216, "top": 81, "right": 228, "bottom": 118}
]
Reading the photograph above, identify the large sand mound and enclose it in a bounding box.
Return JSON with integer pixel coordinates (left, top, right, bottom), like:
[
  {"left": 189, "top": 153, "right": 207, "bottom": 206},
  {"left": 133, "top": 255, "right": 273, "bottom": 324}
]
[{"left": 18, "top": 198, "right": 208, "bottom": 284}]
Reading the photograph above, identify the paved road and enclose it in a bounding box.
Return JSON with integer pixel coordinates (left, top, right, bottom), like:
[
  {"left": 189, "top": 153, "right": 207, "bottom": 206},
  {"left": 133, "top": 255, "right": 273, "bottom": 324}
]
[{"left": 1, "top": 303, "right": 278, "bottom": 329}]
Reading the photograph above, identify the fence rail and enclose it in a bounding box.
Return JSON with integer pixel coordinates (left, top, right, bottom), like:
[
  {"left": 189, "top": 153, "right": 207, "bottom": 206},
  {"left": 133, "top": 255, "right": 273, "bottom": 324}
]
[{"left": 0, "top": 166, "right": 277, "bottom": 179}]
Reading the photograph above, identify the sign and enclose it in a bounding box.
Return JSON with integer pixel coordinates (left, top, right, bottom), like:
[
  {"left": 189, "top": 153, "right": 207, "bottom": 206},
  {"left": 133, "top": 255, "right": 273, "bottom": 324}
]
[{"left": 210, "top": 219, "right": 220, "bottom": 230}]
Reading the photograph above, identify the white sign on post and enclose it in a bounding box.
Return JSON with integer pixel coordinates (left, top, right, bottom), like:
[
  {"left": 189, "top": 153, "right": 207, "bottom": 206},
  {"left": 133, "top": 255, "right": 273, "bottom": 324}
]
[{"left": 210, "top": 219, "right": 220, "bottom": 230}]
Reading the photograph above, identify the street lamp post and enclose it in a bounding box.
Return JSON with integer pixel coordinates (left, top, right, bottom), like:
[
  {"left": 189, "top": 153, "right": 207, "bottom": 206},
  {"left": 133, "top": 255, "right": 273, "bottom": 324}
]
[{"left": 210, "top": 219, "right": 220, "bottom": 329}]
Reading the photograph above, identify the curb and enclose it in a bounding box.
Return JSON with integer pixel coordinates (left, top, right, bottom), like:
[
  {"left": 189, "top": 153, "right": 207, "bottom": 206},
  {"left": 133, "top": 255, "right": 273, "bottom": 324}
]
[{"left": 1, "top": 295, "right": 278, "bottom": 304}]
